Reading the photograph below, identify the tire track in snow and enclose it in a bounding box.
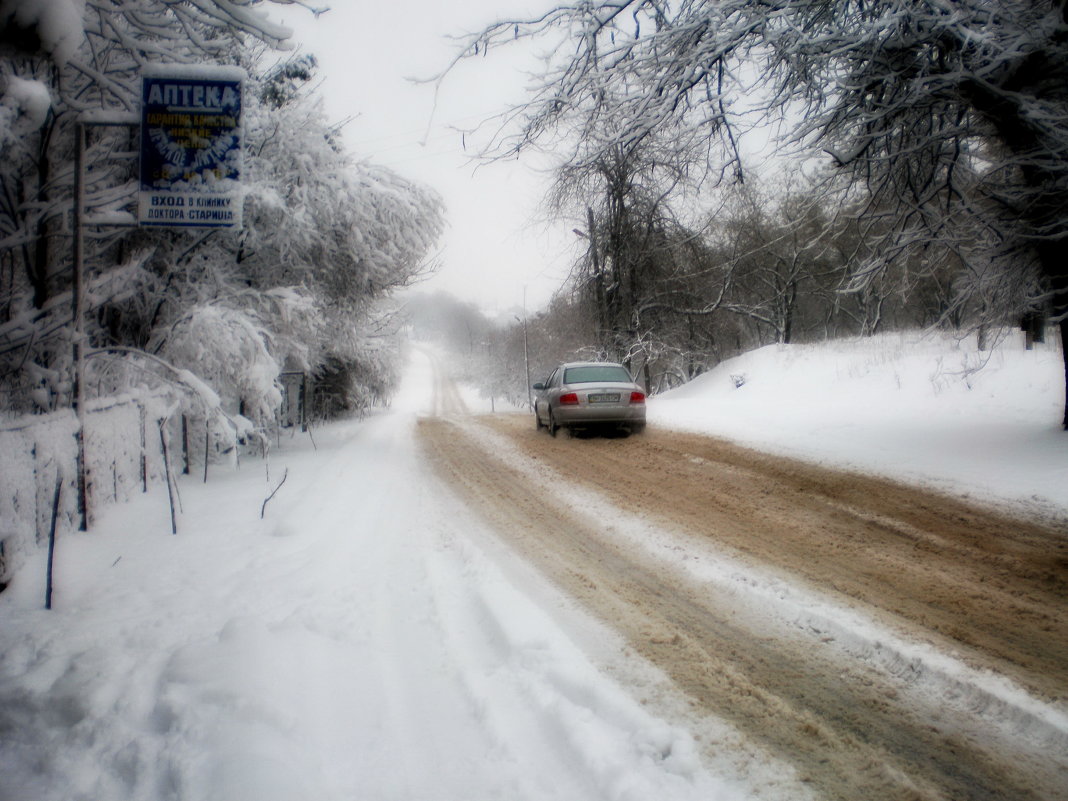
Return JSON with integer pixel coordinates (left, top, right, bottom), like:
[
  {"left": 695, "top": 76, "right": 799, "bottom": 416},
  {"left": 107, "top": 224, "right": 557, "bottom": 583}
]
[{"left": 418, "top": 406, "right": 1068, "bottom": 801}]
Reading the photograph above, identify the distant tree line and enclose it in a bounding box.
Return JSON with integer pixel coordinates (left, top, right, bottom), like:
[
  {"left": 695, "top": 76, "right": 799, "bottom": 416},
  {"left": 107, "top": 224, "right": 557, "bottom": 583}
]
[
  {"left": 413, "top": 162, "right": 1033, "bottom": 406},
  {"left": 551, "top": 174, "right": 994, "bottom": 394}
]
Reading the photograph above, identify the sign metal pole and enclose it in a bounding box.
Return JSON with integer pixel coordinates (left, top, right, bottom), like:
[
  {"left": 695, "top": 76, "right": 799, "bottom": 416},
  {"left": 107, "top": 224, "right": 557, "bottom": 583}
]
[{"left": 72, "top": 121, "right": 87, "bottom": 530}]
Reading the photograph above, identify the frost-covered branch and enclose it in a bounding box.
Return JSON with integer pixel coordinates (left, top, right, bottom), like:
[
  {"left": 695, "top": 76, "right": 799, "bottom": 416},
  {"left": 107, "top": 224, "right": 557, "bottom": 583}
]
[
  {"left": 1, "top": 0, "right": 444, "bottom": 423},
  {"left": 442, "top": 0, "right": 1068, "bottom": 425}
]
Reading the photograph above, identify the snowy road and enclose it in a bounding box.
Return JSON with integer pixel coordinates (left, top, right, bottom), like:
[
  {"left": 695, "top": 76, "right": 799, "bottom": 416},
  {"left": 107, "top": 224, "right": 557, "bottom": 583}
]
[
  {"left": 2, "top": 347, "right": 1066, "bottom": 801},
  {"left": 0, "top": 350, "right": 738, "bottom": 801},
  {"left": 418, "top": 355, "right": 1068, "bottom": 801}
]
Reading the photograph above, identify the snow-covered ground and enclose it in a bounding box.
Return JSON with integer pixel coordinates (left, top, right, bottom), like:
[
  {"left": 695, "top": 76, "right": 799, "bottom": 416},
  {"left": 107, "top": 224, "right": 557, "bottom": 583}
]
[
  {"left": 651, "top": 329, "right": 1068, "bottom": 520},
  {"left": 1, "top": 329, "right": 1065, "bottom": 801},
  {"left": 0, "top": 351, "right": 737, "bottom": 801}
]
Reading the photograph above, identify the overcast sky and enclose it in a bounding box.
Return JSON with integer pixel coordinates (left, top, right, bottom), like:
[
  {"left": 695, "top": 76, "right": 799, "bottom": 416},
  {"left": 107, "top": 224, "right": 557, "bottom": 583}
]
[{"left": 270, "top": 1, "right": 576, "bottom": 315}]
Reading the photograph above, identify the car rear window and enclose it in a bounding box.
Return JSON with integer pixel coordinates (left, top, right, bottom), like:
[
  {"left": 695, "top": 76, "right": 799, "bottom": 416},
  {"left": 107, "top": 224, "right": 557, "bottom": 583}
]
[{"left": 563, "top": 365, "right": 633, "bottom": 384}]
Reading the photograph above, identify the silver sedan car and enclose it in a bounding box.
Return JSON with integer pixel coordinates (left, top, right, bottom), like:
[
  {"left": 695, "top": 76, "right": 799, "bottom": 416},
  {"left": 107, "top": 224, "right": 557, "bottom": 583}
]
[{"left": 532, "top": 361, "right": 646, "bottom": 436}]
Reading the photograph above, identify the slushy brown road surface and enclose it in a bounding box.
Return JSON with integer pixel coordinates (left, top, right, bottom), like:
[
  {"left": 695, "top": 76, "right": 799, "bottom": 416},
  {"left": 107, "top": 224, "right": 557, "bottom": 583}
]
[{"left": 417, "top": 365, "right": 1068, "bottom": 801}]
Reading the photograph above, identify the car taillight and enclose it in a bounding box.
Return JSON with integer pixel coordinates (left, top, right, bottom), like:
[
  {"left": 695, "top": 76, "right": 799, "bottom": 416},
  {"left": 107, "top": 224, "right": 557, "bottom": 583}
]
[
  {"left": 630, "top": 391, "right": 646, "bottom": 404},
  {"left": 558, "top": 392, "right": 580, "bottom": 405}
]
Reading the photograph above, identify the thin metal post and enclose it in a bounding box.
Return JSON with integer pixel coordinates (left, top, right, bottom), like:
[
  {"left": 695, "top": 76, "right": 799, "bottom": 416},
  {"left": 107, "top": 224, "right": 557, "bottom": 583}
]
[
  {"left": 72, "top": 121, "right": 88, "bottom": 531},
  {"left": 521, "top": 287, "right": 532, "bottom": 412},
  {"left": 523, "top": 318, "right": 531, "bottom": 411},
  {"left": 299, "top": 373, "right": 308, "bottom": 432},
  {"left": 70, "top": 114, "right": 140, "bottom": 529},
  {"left": 45, "top": 473, "right": 63, "bottom": 609}
]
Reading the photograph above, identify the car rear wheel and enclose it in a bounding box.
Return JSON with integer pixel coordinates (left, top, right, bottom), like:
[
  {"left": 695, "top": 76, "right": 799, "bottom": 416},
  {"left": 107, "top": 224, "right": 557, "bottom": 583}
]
[{"left": 548, "top": 409, "right": 559, "bottom": 437}]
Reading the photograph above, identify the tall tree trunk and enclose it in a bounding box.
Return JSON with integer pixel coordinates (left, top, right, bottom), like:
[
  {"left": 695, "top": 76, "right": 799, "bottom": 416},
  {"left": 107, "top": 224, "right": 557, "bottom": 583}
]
[
  {"left": 1035, "top": 242, "right": 1068, "bottom": 431},
  {"left": 961, "top": 57, "right": 1068, "bottom": 428}
]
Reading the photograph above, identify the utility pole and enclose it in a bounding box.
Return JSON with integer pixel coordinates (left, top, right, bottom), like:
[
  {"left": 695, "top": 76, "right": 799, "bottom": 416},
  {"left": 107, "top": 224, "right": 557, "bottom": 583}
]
[
  {"left": 519, "top": 286, "right": 531, "bottom": 412},
  {"left": 71, "top": 122, "right": 88, "bottom": 530}
]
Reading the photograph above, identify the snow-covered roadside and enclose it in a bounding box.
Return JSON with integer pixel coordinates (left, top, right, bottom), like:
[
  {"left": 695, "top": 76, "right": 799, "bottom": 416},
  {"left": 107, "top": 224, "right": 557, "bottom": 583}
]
[
  {"left": 649, "top": 330, "right": 1068, "bottom": 520},
  {"left": 440, "top": 329, "right": 1068, "bottom": 785},
  {"left": 3, "top": 331, "right": 1065, "bottom": 801},
  {"left": 0, "top": 351, "right": 738, "bottom": 801},
  {"left": 456, "top": 417, "right": 1068, "bottom": 766}
]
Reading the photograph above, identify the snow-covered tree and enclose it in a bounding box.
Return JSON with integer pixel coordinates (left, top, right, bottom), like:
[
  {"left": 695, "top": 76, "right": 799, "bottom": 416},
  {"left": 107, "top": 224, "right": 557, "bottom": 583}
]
[
  {"left": 0, "top": 0, "right": 295, "bottom": 409},
  {"left": 141, "top": 65, "right": 443, "bottom": 420},
  {"left": 550, "top": 118, "right": 705, "bottom": 366},
  {"left": 0, "top": 0, "right": 293, "bottom": 303},
  {"left": 447, "top": 0, "right": 1068, "bottom": 429},
  {"left": 1, "top": 0, "right": 444, "bottom": 426}
]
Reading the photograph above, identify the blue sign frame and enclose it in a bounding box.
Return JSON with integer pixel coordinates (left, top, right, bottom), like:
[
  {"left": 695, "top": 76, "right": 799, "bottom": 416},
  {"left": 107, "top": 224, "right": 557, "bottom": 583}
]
[{"left": 139, "top": 71, "right": 243, "bottom": 228}]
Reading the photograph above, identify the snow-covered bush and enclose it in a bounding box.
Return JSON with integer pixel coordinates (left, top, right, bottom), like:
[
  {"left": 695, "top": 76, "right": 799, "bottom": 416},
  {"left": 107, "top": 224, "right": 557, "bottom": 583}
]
[
  {"left": 156, "top": 304, "right": 281, "bottom": 425},
  {"left": 310, "top": 339, "right": 403, "bottom": 420}
]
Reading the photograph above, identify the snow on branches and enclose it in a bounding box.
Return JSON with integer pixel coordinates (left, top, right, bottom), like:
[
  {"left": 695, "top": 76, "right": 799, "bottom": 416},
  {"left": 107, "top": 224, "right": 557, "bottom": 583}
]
[
  {"left": 448, "top": 0, "right": 1068, "bottom": 427},
  {"left": 0, "top": 0, "right": 85, "bottom": 65},
  {"left": 0, "top": 75, "right": 52, "bottom": 151},
  {"left": 0, "top": 1, "right": 445, "bottom": 428}
]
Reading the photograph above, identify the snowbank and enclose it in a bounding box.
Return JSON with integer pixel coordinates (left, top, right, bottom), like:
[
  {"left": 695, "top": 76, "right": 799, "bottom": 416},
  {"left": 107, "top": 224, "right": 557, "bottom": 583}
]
[{"left": 650, "top": 330, "right": 1068, "bottom": 518}]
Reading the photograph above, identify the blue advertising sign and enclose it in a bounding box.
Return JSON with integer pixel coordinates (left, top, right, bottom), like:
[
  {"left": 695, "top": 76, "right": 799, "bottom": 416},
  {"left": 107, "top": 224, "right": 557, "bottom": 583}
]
[{"left": 139, "top": 67, "right": 244, "bottom": 228}]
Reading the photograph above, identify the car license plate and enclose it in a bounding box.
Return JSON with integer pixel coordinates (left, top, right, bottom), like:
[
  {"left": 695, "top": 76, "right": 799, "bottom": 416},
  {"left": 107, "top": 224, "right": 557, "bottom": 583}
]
[{"left": 587, "top": 393, "right": 620, "bottom": 403}]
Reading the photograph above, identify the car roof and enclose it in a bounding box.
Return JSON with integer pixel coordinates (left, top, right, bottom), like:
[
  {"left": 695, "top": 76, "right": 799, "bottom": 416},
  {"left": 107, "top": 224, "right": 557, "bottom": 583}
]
[{"left": 559, "top": 361, "right": 625, "bottom": 369}]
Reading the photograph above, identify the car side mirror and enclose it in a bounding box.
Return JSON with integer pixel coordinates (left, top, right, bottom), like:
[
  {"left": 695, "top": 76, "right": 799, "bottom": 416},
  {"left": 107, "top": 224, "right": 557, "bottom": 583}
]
[{"left": 532, "top": 382, "right": 545, "bottom": 391}]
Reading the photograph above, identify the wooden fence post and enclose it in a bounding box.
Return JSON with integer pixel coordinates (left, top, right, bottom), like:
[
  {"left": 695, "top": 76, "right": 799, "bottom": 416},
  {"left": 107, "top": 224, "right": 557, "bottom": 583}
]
[
  {"left": 182, "top": 414, "right": 190, "bottom": 475},
  {"left": 299, "top": 374, "right": 308, "bottom": 432},
  {"left": 159, "top": 419, "right": 177, "bottom": 535},
  {"left": 32, "top": 444, "right": 41, "bottom": 545},
  {"left": 139, "top": 403, "right": 147, "bottom": 493},
  {"left": 45, "top": 473, "right": 62, "bottom": 609}
]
